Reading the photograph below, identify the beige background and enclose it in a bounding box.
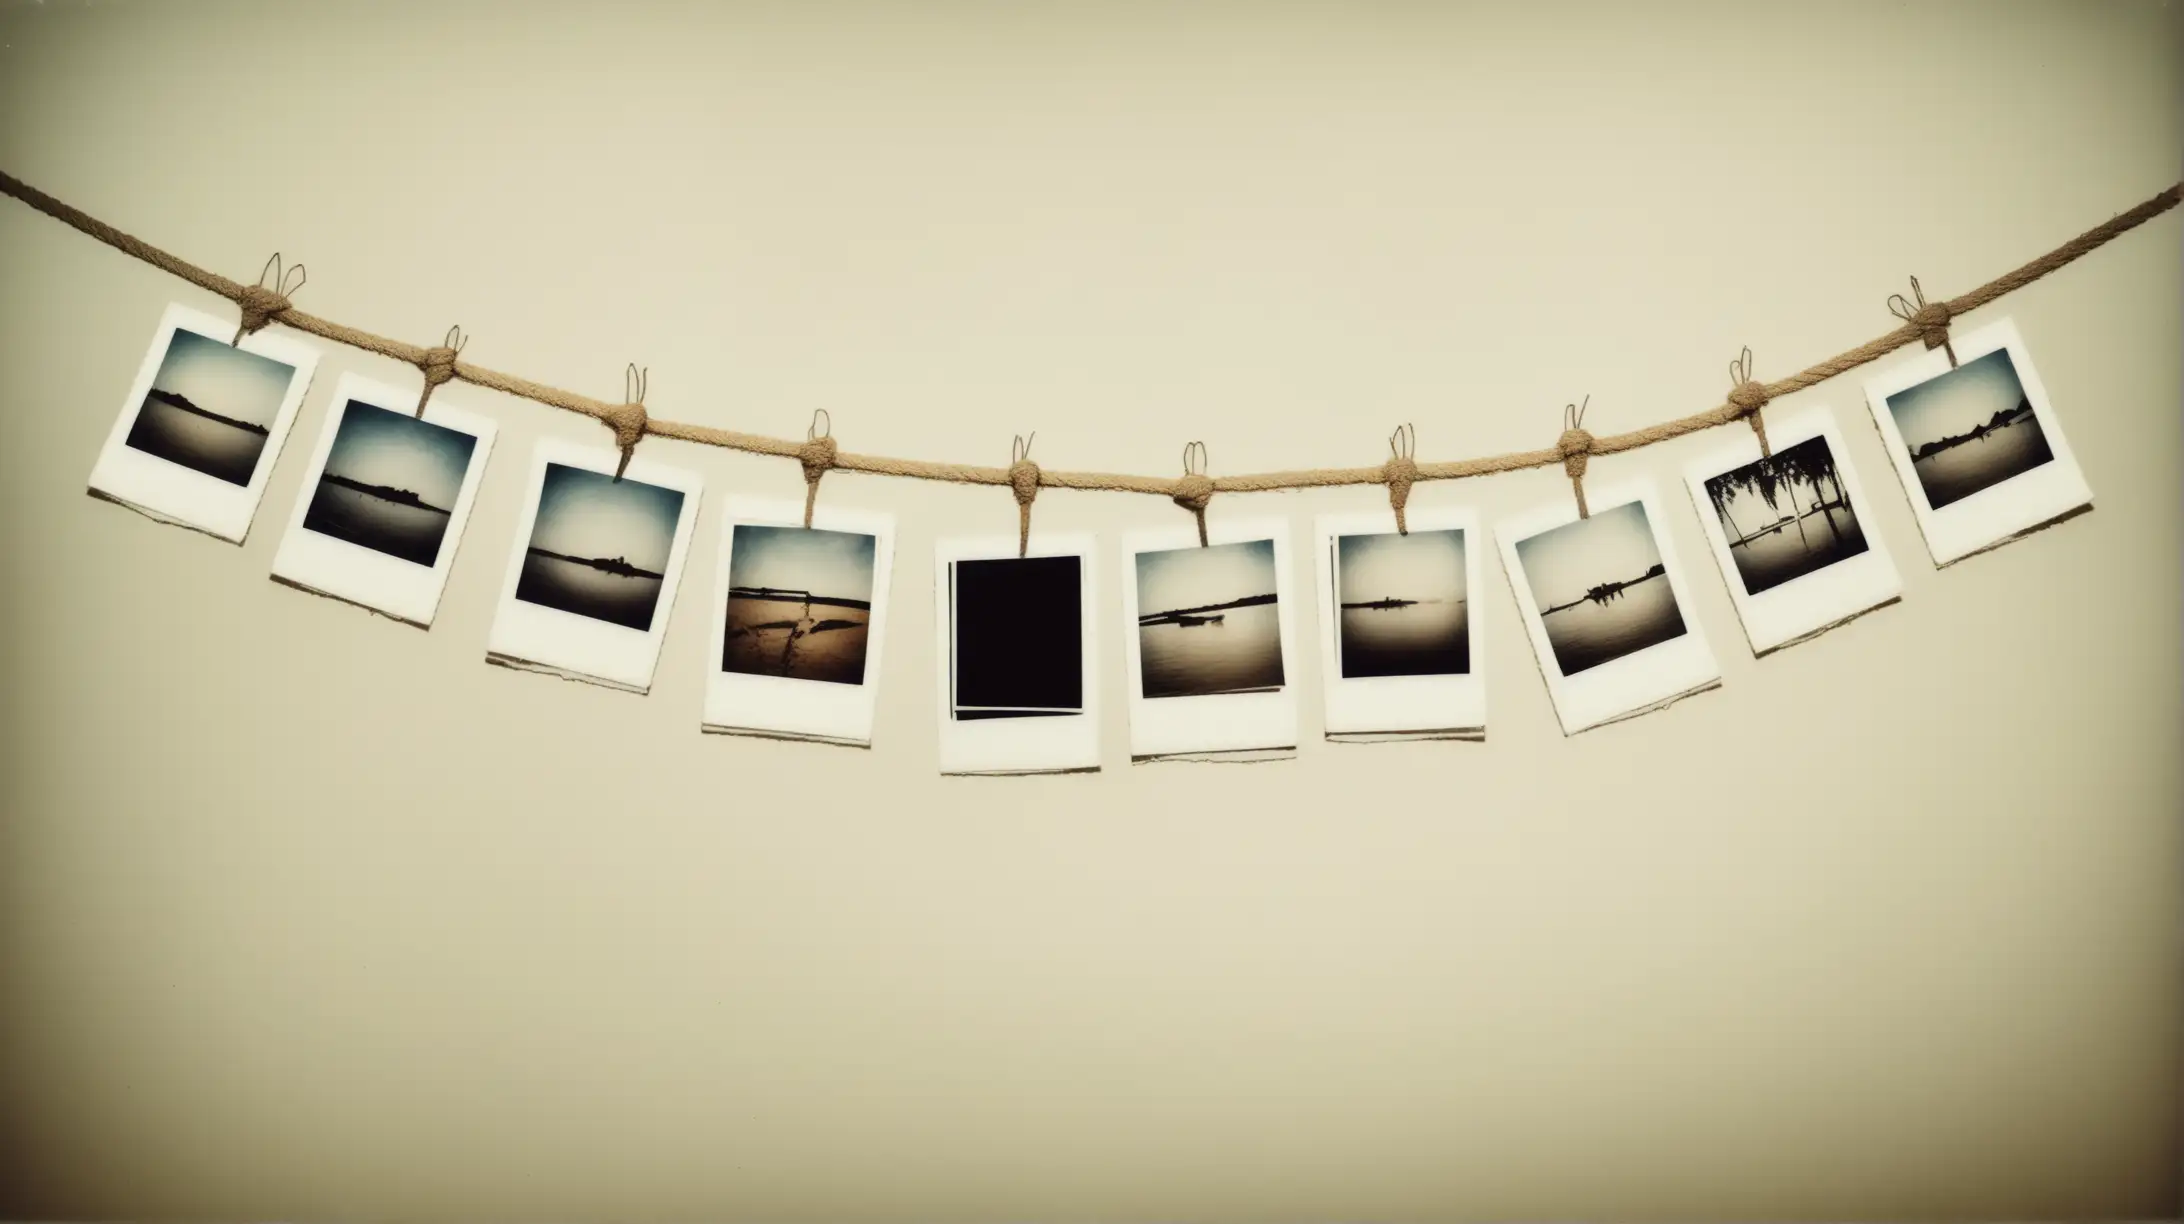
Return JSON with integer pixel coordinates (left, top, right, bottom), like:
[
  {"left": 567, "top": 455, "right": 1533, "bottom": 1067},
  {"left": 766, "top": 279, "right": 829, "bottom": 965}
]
[{"left": 1, "top": 1, "right": 2178, "bottom": 1218}]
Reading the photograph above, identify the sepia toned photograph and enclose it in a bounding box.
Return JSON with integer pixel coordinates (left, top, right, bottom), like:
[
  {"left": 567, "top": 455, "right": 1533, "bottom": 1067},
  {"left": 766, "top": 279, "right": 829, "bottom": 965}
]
[
  {"left": 1134, "top": 538, "right": 1285, "bottom": 699},
  {"left": 515, "top": 462, "right": 687, "bottom": 631},
  {"left": 1684, "top": 409, "right": 1901, "bottom": 658},
  {"left": 122, "top": 326, "right": 297, "bottom": 486},
  {"left": 300, "top": 400, "right": 479, "bottom": 567},
  {"left": 1703, "top": 433, "right": 1869, "bottom": 595},
  {"left": 1884, "top": 347, "right": 2052, "bottom": 510},
  {"left": 722, "top": 524, "right": 877, "bottom": 685},
  {"left": 950, "top": 553, "right": 1083, "bottom": 718},
  {"left": 1334, "top": 527, "right": 1468, "bottom": 678},
  {"left": 1513, "top": 499, "right": 1687, "bottom": 677}
]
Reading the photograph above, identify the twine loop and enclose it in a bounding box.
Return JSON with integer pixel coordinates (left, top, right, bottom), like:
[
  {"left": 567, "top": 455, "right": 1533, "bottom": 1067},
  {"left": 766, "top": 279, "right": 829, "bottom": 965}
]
[
  {"left": 413, "top": 325, "right": 466, "bottom": 417},
  {"left": 1558, "top": 398, "right": 1594, "bottom": 518},
  {"left": 607, "top": 364, "right": 648, "bottom": 479},
  {"left": 1172, "top": 441, "right": 1213, "bottom": 546},
  {"left": 1726, "top": 345, "right": 1772, "bottom": 456},
  {"left": 1009, "top": 433, "right": 1040, "bottom": 556},
  {"left": 232, "top": 252, "right": 304, "bottom": 343},
  {"left": 1888, "top": 275, "right": 1957, "bottom": 366},
  {"left": 1383, "top": 423, "right": 1418, "bottom": 535},
  {"left": 800, "top": 409, "right": 836, "bottom": 527}
]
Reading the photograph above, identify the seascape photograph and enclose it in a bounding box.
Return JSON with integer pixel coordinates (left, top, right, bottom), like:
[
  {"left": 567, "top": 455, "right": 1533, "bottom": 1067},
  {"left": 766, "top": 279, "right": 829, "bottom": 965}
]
[
  {"left": 723, "top": 524, "right": 877, "bottom": 685},
  {"left": 1334, "top": 528, "right": 1468, "bottom": 678},
  {"left": 514, "top": 462, "right": 686, "bottom": 630},
  {"left": 1703, "top": 434, "right": 1870, "bottom": 595},
  {"left": 300, "top": 401, "right": 478, "bottom": 567},
  {"left": 124, "top": 328, "right": 296, "bottom": 485},
  {"left": 1885, "top": 348, "right": 2053, "bottom": 509},
  {"left": 1514, "top": 500, "right": 1687, "bottom": 677},
  {"left": 1135, "top": 539, "right": 1284, "bottom": 699},
  {"left": 950, "top": 554, "right": 1083, "bottom": 719}
]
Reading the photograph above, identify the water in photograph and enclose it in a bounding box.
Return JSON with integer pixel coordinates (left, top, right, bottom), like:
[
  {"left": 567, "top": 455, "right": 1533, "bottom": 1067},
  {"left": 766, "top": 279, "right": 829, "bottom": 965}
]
[
  {"left": 1340, "top": 600, "right": 1468, "bottom": 678},
  {"left": 516, "top": 553, "right": 664, "bottom": 630},
  {"left": 124, "top": 393, "right": 269, "bottom": 485},
  {"left": 302, "top": 482, "right": 453, "bottom": 566},
  {"left": 1539, "top": 573, "right": 1685, "bottom": 676},
  {"left": 1911, "top": 412, "right": 2053, "bottom": 508},
  {"left": 1138, "top": 603, "right": 1284, "bottom": 698}
]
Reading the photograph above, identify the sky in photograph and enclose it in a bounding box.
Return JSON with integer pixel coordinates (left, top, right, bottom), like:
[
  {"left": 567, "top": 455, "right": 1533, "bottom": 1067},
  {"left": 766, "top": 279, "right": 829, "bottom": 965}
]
[
  {"left": 1135, "top": 538, "right": 1276, "bottom": 613},
  {"left": 149, "top": 329, "right": 295, "bottom": 426},
  {"left": 527, "top": 463, "right": 684, "bottom": 569},
  {"left": 1513, "top": 499, "right": 1664, "bottom": 608},
  {"left": 1885, "top": 349, "right": 2027, "bottom": 450},
  {"left": 729, "top": 524, "right": 876, "bottom": 600},
  {"left": 1337, "top": 528, "right": 1465, "bottom": 604},
  {"left": 322, "top": 402, "right": 476, "bottom": 509}
]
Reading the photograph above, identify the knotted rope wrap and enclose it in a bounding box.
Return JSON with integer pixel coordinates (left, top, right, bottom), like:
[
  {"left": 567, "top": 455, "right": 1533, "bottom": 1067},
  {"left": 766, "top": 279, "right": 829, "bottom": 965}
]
[
  {"left": 231, "top": 252, "right": 304, "bottom": 344},
  {"left": 1557, "top": 398, "right": 1594, "bottom": 519},
  {"left": 414, "top": 324, "right": 466, "bottom": 418},
  {"left": 1726, "top": 345, "right": 1772, "bottom": 457},
  {"left": 1888, "top": 275, "right": 1957, "bottom": 368},
  {"left": 606, "top": 363, "right": 649, "bottom": 480},
  {"left": 1383, "top": 423, "right": 1418, "bottom": 535},
  {"left": 1009, "top": 433, "right": 1041, "bottom": 557},
  {"left": 1172, "top": 441, "right": 1214, "bottom": 547},
  {"left": 800, "top": 409, "right": 836, "bottom": 528}
]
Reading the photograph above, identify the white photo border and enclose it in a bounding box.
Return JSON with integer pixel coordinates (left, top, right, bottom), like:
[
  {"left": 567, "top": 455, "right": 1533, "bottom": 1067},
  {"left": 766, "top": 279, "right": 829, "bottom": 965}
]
[
  {"left": 86, "top": 301, "right": 320, "bottom": 543},
  {"left": 485, "top": 438, "right": 704, "bottom": 694},
  {"left": 933, "top": 533, "right": 1101, "bottom": 775},
  {"left": 1681, "top": 406, "right": 1902, "bottom": 656},
  {"left": 704, "top": 496, "right": 897, "bottom": 746},
  {"left": 1120, "top": 516, "right": 1301, "bottom": 762},
  {"left": 1311, "top": 505, "right": 1487, "bottom": 739},
  {"left": 1861, "top": 316, "right": 2092, "bottom": 567},
  {"left": 1496, "top": 477, "right": 1720, "bottom": 736},
  {"left": 269, "top": 373, "right": 499, "bottom": 628}
]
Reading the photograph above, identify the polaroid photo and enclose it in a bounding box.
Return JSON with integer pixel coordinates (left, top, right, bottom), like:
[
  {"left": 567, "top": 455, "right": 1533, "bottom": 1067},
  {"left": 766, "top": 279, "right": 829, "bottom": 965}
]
[
  {"left": 704, "top": 497, "right": 896, "bottom": 747},
  {"left": 1683, "top": 407, "right": 1902, "bottom": 656},
  {"left": 1497, "top": 479, "right": 1720, "bottom": 735},
  {"left": 269, "top": 374, "right": 497, "bottom": 627},
  {"left": 1863, "top": 317, "right": 2091, "bottom": 567},
  {"left": 485, "top": 439, "right": 703, "bottom": 694},
  {"left": 1121, "top": 518, "right": 1301, "bottom": 763},
  {"left": 87, "top": 302, "right": 320, "bottom": 543},
  {"left": 1311, "top": 506, "right": 1486, "bottom": 742},
  {"left": 933, "top": 534, "right": 1100, "bottom": 775}
]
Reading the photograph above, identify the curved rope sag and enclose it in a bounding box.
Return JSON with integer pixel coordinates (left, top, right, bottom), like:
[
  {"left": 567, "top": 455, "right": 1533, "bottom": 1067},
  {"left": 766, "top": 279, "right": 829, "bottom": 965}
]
[{"left": 1, "top": 168, "right": 2174, "bottom": 497}]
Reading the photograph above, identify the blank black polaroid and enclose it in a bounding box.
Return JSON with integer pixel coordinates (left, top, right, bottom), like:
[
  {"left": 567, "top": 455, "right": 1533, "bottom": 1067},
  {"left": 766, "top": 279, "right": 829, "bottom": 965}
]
[
  {"left": 87, "top": 302, "right": 319, "bottom": 542},
  {"left": 1312, "top": 506, "right": 1486, "bottom": 741},
  {"left": 704, "top": 497, "right": 896, "bottom": 747},
  {"left": 270, "top": 373, "right": 497, "bottom": 627},
  {"left": 1120, "top": 518, "right": 1300, "bottom": 762},
  {"left": 1683, "top": 407, "right": 1901, "bottom": 655},
  {"left": 1863, "top": 317, "right": 2091, "bottom": 567},
  {"left": 934, "top": 534, "right": 1100, "bottom": 775},
  {"left": 486, "top": 438, "right": 703, "bottom": 694},
  {"left": 1497, "top": 479, "right": 1720, "bottom": 735}
]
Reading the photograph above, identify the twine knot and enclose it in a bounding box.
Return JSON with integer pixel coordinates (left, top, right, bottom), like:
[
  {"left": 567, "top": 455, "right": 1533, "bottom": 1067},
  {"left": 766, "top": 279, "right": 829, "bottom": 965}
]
[
  {"left": 1383, "top": 423, "right": 1418, "bottom": 534},
  {"left": 1910, "top": 301, "right": 1952, "bottom": 350},
  {"left": 419, "top": 345, "right": 459, "bottom": 388},
  {"left": 1556, "top": 427, "right": 1593, "bottom": 480},
  {"left": 800, "top": 434, "right": 838, "bottom": 484},
  {"left": 603, "top": 400, "right": 649, "bottom": 452},
  {"left": 1171, "top": 472, "right": 1213, "bottom": 513},
  {"left": 235, "top": 283, "right": 291, "bottom": 337},
  {"left": 1009, "top": 458, "right": 1040, "bottom": 506},
  {"left": 1728, "top": 380, "right": 1769, "bottom": 414}
]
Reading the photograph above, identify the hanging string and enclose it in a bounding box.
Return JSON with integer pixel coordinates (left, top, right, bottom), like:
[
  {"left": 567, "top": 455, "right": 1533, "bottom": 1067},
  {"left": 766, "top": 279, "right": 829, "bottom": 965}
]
[
  {"left": 1009, "top": 433, "right": 1040, "bottom": 557},
  {"left": 607, "top": 363, "right": 648, "bottom": 480},
  {"left": 414, "top": 325, "right": 466, "bottom": 417},
  {"left": 1383, "top": 423, "right": 1418, "bottom": 535},
  {"left": 1172, "top": 441, "right": 1213, "bottom": 546},
  {"left": 0, "top": 170, "right": 2172, "bottom": 499},
  {"left": 1558, "top": 397, "right": 1594, "bottom": 519},
  {"left": 1726, "top": 346, "right": 1772, "bottom": 457},
  {"left": 231, "top": 252, "right": 304, "bottom": 344},
  {"left": 1888, "top": 276, "right": 1957, "bottom": 368},
  {"left": 800, "top": 409, "right": 836, "bottom": 527}
]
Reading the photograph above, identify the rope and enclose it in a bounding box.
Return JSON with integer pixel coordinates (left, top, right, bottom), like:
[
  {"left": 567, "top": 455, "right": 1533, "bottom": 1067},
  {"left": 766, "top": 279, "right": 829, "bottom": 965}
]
[{"left": 3, "top": 167, "right": 2174, "bottom": 495}]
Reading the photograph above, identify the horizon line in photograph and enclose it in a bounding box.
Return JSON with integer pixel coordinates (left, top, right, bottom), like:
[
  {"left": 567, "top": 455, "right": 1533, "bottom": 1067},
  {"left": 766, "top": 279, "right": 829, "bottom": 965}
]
[
  {"left": 1335, "top": 527, "right": 1469, "bottom": 679},
  {"left": 1515, "top": 500, "right": 1687, "bottom": 676},
  {"left": 123, "top": 328, "right": 299, "bottom": 486}
]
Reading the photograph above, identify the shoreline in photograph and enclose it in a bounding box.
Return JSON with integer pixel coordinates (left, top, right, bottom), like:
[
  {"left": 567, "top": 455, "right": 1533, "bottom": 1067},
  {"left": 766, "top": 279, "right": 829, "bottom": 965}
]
[
  {"left": 1334, "top": 528, "right": 1470, "bottom": 679},
  {"left": 1135, "top": 539, "right": 1283, "bottom": 700},
  {"left": 1886, "top": 348, "right": 2056, "bottom": 510},
  {"left": 723, "top": 524, "right": 880, "bottom": 686},
  {"left": 1516, "top": 502, "right": 1688, "bottom": 678},
  {"left": 1706, "top": 434, "right": 1871, "bottom": 595}
]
